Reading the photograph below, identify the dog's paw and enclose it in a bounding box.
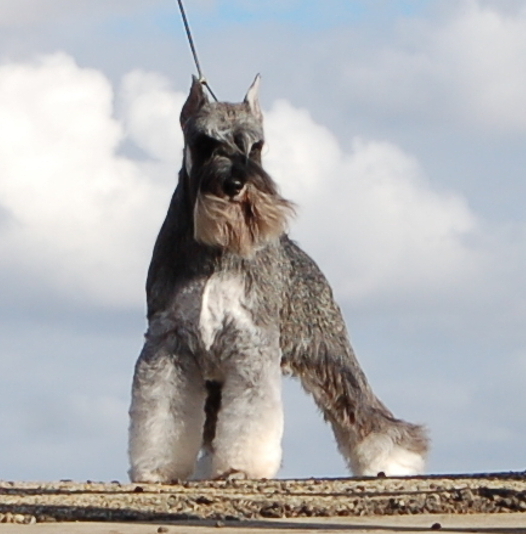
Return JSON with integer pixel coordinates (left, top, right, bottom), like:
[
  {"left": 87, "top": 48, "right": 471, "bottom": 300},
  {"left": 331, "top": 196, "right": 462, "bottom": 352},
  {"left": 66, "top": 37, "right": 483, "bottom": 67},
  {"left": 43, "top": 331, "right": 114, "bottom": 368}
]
[{"left": 215, "top": 468, "right": 248, "bottom": 480}]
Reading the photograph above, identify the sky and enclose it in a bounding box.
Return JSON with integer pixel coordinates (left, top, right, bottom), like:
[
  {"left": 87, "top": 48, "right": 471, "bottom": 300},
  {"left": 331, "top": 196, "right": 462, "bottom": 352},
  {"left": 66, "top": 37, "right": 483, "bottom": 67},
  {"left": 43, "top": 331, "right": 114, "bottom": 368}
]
[{"left": 1, "top": 0, "right": 526, "bottom": 482}]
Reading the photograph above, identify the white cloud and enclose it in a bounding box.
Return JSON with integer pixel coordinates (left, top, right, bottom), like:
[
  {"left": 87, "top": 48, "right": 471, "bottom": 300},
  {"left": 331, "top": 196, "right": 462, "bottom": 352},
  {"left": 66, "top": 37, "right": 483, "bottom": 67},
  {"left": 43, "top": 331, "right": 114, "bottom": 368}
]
[
  {"left": 264, "top": 100, "right": 482, "bottom": 305},
  {"left": 334, "top": 1, "right": 526, "bottom": 133},
  {"left": 0, "top": 52, "right": 500, "bottom": 316},
  {"left": 264, "top": 100, "right": 341, "bottom": 202},
  {"left": 0, "top": 54, "right": 487, "bottom": 314},
  {"left": 435, "top": 0, "right": 526, "bottom": 130},
  {"left": 120, "top": 69, "right": 185, "bottom": 164},
  {"left": 0, "top": 53, "right": 171, "bottom": 308}
]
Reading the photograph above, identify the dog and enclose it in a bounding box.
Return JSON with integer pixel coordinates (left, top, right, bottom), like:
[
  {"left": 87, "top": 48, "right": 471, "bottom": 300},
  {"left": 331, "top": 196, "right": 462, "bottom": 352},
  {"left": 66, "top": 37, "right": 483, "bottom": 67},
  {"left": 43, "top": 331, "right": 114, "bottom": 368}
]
[{"left": 128, "top": 75, "right": 429, "bottom": 482}]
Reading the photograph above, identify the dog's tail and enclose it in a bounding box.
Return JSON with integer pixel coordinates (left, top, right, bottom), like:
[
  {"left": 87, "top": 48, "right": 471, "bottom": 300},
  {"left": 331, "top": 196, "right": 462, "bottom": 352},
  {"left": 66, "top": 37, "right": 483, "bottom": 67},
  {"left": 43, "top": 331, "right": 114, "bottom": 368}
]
[{"left": 284, "top": 346, "right": 429, "bottom": 476}]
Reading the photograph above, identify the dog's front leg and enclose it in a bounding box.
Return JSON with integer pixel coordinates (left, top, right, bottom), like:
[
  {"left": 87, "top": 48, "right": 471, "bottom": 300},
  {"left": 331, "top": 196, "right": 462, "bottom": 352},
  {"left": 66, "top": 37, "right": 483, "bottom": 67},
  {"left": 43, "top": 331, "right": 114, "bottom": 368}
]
[
  {"left": 211, "top": 352, "right": 284, "bottom": 479},
  {"left": 128, "top": 338, "right": 206, "bottom": 483}
]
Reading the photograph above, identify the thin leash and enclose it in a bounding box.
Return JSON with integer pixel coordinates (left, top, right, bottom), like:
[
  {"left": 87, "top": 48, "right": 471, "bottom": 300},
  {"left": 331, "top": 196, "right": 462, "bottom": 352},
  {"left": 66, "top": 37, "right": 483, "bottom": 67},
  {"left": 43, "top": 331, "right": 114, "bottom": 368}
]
[{"left": 176, "top": 0, "right": 219, "bottom": 101}]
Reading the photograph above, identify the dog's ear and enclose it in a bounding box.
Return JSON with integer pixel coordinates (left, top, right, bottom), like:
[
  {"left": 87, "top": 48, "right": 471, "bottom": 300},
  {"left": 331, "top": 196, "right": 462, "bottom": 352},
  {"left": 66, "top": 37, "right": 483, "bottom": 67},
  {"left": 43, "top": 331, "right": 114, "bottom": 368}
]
[
  {"left": 244, "top": 74, "right": 263, "bottom": 122},
  {"left": 180, "top": 76, "right": 209, "bottom": 127}
]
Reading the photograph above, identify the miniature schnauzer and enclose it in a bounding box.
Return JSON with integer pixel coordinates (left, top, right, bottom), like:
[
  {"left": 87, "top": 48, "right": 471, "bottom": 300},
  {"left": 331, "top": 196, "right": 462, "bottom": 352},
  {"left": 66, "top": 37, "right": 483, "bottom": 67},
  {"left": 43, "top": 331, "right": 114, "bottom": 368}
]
[{"left": 128, "top": 75, "right": 429, "bottom": 482}]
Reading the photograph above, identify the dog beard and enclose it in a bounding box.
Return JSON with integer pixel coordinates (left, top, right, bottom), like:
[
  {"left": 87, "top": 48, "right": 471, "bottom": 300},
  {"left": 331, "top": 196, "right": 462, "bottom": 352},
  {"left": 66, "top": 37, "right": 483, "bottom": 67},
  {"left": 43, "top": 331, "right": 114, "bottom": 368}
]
[{"left": 194, "top": 184, "right": 295, "bottom": 257}]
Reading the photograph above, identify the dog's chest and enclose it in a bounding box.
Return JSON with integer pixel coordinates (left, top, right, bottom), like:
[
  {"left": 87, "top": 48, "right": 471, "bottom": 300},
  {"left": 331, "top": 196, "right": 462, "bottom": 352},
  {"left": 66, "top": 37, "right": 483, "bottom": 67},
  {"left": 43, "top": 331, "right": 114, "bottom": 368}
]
[{"left": 198, "top": 274, "right": 253, "bottom": 351}]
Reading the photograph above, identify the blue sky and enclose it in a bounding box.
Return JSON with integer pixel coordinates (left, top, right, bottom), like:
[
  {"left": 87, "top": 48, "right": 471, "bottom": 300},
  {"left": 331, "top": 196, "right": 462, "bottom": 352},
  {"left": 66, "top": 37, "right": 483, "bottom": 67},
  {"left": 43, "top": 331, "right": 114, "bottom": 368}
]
[
  {"left": 1, "top": 0, "right": 526, "bottom": 482},
  {"left": 188, "top": 1, "right": 434, "bottom": 28}
]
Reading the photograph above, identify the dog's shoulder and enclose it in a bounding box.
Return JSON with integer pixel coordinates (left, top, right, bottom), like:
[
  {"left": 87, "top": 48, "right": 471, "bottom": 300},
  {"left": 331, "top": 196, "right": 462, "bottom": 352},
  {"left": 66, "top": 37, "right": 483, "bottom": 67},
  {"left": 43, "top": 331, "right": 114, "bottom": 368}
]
[
  {"left": 278, "top": 235, "right": 349, "bottom": 355},
  {"left": 279, "top": 235, "right": 334, "bottom": 298}
]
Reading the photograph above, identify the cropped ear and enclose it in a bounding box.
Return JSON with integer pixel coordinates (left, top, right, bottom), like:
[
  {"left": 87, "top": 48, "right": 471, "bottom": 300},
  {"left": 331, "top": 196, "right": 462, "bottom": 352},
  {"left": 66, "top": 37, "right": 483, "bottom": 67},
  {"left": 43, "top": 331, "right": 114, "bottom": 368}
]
[
  {"left": 180, "top": 76, "right": 209, "bottom": 127},
  {"left": 244, "top": 74, "right": 263, "bottom": 122}
]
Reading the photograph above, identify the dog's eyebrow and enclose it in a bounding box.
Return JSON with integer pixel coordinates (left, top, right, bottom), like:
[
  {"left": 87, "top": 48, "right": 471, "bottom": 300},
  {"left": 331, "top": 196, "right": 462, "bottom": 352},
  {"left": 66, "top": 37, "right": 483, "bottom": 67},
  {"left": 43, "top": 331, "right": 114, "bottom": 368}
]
[
  {"left": 193, "top": 131, "right": 219, "bottom": 143},
  {"left": 202, "top": 126, "right": 230, "bottom": 143},
  {"left": 197, "top": 126, "right": 263, "bottom": 152},
  {"left": 233, "top": 132, "right": 253, "bottom": 155}
]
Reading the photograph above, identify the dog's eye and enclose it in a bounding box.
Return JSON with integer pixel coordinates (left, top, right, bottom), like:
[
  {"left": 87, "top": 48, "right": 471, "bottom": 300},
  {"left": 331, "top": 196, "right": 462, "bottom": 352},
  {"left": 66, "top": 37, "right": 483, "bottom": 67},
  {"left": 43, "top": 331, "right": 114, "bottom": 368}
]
[
  {"left": 250, "top": 140, "right": 264, "bottom": 156},
  {"left": 193, "top": 134, "right": 220, "bottom": 159}
]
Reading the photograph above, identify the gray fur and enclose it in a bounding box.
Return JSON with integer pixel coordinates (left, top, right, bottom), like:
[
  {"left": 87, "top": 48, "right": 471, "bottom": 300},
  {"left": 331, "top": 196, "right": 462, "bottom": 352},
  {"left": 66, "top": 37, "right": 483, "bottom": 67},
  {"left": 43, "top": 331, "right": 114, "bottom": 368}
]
[{"left": 128, "top": 76, "right": 429, "bottom": 483}]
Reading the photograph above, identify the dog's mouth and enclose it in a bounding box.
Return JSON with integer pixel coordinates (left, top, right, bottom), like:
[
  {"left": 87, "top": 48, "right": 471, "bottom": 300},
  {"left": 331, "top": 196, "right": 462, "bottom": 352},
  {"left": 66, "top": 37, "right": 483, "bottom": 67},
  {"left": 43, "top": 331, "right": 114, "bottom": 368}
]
[
  {"left": 198, "top": 179, "right": 246, "bottom": 204},
  {"left": 193, "top": 181, "right": 294, "bottom": 257}
]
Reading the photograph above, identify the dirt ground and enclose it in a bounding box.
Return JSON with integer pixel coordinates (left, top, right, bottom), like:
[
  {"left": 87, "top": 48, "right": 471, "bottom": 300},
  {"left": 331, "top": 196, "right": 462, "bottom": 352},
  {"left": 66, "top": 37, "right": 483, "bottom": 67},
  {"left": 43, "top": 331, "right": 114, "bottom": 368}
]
[
  {"left": 1, "top": 514, "right": 526, "bottom": 534},
  {"left": 0, "top": 472, "right": 525, "bottom": 531}
]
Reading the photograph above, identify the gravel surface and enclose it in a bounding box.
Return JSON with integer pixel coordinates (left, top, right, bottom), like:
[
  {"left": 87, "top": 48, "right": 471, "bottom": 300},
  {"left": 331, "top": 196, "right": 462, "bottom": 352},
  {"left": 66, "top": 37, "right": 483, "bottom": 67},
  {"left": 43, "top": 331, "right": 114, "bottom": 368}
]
[{"left": 1, "top": 472, "right": 525, "bottom": 524}]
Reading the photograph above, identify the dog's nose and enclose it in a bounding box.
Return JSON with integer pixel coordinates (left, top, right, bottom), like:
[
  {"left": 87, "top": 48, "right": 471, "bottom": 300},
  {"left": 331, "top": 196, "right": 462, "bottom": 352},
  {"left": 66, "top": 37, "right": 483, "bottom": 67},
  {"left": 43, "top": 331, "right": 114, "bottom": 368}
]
[{"left": 223, "top": 177, "right": 245, "bottom": 197}]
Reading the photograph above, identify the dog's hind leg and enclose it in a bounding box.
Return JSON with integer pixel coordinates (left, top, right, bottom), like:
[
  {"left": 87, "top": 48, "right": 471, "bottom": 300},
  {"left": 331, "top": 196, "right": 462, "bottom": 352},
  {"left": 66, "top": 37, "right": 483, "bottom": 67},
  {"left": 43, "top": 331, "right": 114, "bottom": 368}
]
[
  {"left": 211, "top": 359, "right": 284, "bottom": 479},
  {"left": 128, "top": 338, "right": 206, "bottom": 483},
  {"left": 281, "top": 237, "right": 429, "bottom": 476},
  {"left": 289, "top": 355, "right": 428, "bottom": 477}
]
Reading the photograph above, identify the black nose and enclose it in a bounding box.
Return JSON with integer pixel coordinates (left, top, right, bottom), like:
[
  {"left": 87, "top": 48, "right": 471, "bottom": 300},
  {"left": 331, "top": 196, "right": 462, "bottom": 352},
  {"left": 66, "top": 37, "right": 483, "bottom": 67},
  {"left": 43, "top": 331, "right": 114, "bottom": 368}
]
[{"left": 223, "top": 176, "right": 245, "bottom": 197}]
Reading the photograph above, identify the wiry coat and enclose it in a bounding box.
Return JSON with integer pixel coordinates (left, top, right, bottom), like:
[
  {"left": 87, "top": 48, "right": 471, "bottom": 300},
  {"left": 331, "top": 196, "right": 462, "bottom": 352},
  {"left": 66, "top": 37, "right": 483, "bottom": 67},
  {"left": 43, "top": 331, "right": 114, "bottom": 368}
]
[{"left": 128, "top": 76, "right": 429, "bottom": 482}]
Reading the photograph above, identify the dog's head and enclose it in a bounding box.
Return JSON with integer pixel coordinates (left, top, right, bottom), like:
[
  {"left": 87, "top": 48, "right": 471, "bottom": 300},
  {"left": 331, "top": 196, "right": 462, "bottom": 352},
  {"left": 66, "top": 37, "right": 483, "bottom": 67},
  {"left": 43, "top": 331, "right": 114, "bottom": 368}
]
[{"left": 179, "top": 76, "right": 294, "bottom": 258}]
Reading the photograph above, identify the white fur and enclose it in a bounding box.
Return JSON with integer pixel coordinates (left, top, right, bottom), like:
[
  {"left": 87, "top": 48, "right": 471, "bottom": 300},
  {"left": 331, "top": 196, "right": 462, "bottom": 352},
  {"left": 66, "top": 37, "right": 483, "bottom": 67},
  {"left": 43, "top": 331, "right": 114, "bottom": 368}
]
[
  {"left": 199, "top": 274, "right": 252, "bottom": 351},
  {"left": 131, "top": 275, "right": 285, "bottom": 482},
  {"left": 350, "top": 432, "right": 425, "bottom": 477},
  {"left": 198, "top": 274, "right": 284, "bottom": 478},
  {"left": 185, "top": 145, "right": 193, "bottom": 176},
  {"left": 128, "top": 352, "right": 206, "bottom": 483},
  {"left": 211, "top": 365, "right": 284, "bottom": 479}
]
